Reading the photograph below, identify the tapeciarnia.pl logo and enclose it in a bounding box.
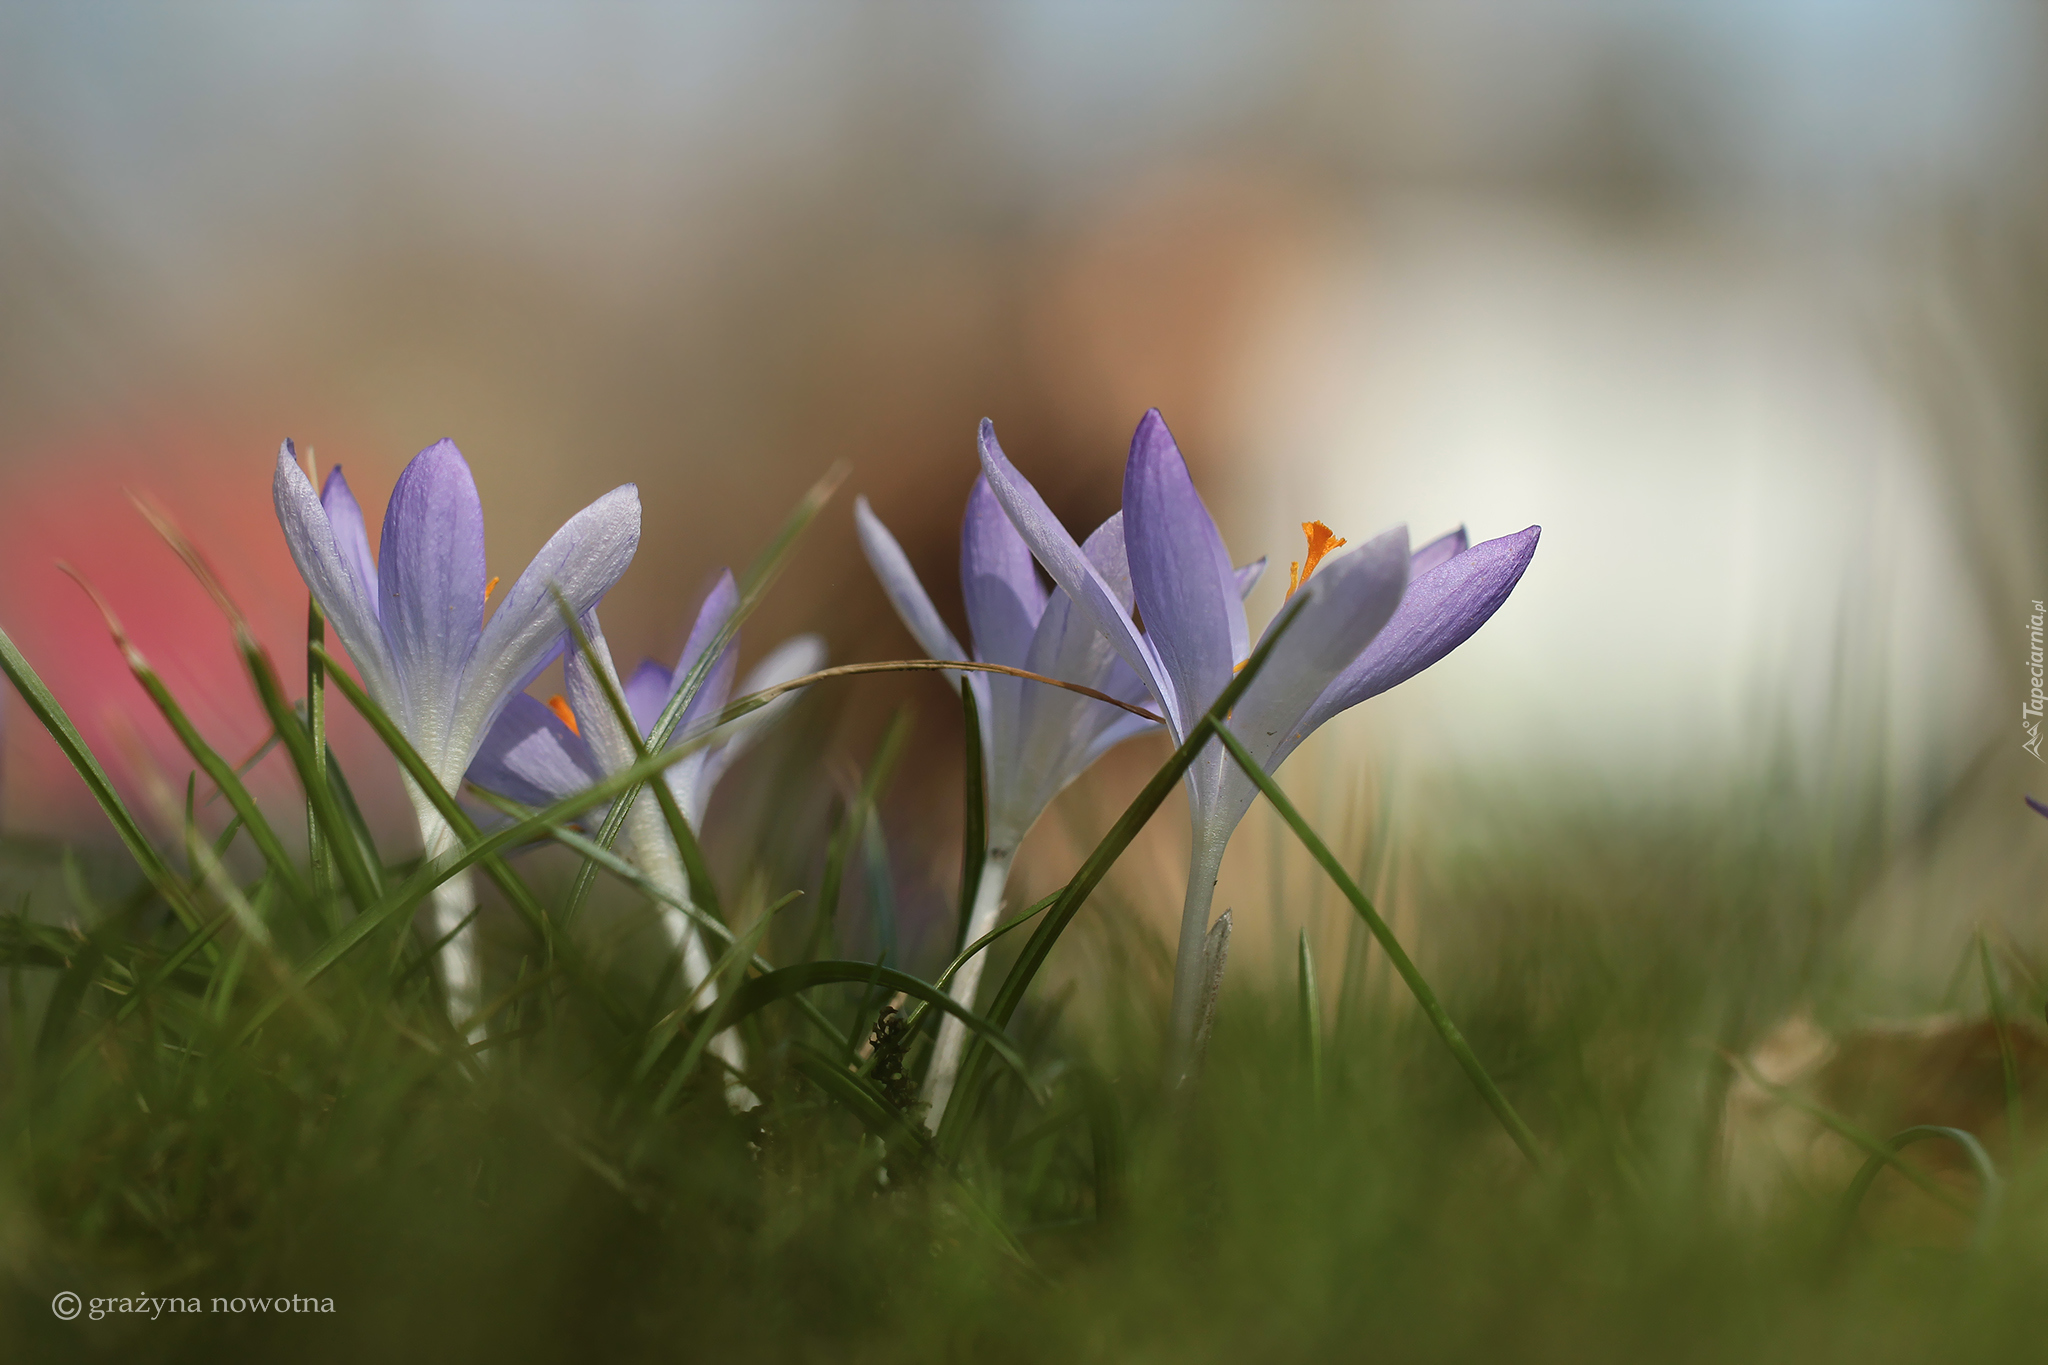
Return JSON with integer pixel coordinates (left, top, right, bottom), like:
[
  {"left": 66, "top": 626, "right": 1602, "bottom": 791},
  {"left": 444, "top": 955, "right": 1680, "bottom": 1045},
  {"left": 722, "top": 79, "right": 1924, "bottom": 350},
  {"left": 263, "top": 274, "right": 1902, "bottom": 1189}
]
[{"left": 2026, "top": 600, "right": 2045, "bottom": 762}]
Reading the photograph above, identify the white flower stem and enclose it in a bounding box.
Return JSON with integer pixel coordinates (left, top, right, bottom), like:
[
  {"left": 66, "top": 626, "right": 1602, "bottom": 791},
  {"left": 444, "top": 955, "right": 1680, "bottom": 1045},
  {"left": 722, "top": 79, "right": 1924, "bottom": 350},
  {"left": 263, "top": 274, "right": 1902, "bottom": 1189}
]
[
  {"left": 920, "top": 846, "right": 1015, "bottom": 1129},
  {"left": 407, "top": 793, "right": 482, "bottom": 1040},
  {"left": 1166, "top": 829, "right": 1228, "bottom": 1086},
  {"left": 626, "top": 791, "right": 757, "bottom": 1110}
]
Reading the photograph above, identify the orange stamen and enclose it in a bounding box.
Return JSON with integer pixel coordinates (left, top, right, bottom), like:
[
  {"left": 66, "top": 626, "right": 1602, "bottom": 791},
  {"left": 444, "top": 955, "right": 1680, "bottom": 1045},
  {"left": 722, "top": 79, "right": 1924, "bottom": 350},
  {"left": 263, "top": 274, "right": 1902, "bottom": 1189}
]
[
  {"left": 484, "top": 574, "right": 501, "bottom": 602},
  {"left": 546, "top": 694, "right": 579, "bottom": 735},
  {"left": 1284, "top": 520, "right": 1346, "bottom": 602}
]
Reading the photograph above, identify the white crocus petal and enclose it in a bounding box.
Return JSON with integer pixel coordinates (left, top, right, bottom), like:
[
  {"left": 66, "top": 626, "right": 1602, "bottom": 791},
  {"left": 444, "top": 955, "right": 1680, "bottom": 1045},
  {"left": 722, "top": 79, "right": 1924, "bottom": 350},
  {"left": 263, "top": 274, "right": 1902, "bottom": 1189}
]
[
  {"left": 272, "top": 443, "right": 401, "bottom": 713},
  {"left": 976, "top": 421, "right": 1182, "bottom": 734},
  {"left": 448, "top": 483, "right": 642, "bottom": 787},
  {"left": 687, "top": 632, "right": 829, "bottom": 823}
]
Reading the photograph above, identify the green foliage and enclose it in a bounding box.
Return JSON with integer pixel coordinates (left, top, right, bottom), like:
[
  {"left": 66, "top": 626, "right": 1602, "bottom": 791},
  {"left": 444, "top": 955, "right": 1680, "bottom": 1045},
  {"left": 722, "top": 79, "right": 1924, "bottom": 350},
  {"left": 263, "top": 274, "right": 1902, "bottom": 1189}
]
[{"left": 0, "top": 485, "right": 2035, "bottom": 1363}]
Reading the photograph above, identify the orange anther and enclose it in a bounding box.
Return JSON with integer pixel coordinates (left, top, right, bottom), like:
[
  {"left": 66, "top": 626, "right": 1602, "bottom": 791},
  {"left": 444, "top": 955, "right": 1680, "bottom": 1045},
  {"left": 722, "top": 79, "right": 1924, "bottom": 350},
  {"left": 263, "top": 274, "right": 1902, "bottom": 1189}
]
[
  {"left": 484, "top": 574, "right": 501, "bottom": 602},
  {"left": 546, "top": 694, "right": 579, "bottom": 735},
  {"left": 1284, "top": 520, "right": 1346, "bottom": 602}
]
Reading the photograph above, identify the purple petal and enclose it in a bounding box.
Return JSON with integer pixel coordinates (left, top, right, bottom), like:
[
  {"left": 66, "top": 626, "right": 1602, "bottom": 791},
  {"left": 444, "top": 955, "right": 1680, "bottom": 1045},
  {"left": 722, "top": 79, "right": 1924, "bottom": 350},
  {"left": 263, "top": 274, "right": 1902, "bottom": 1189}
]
[
  {"left": 320, "top": 465, "right": 380, "bottom": 613},
  {"left": 562, "top": 610, "right": 640, "bottom": 777},
  {"left": 690, "top": 632, "right": 828, "bottom": 819},
  {"left": 623, "top": 659, "right": 674, "bottom": 737},
  {"left": 669, "top": 570, "right": 742, "bottom": 735},
  {"left": 1306, "top": 525, "right": 1540, "bottom": 727},
  {"left": 1232, "top": 526, "right": 1410, "bottom": 780},
  {"left": 1082, "top": 512, "right": 1135, "bottom": 609},
  {"left": 377, "top": 439, "right": 488, "bottom": 770},
  {"left": 977, "top": 420, "right": 1180, "bottom": 731},
  {"left": 272, "top": 441, "right": 400, "bottom": 716},
  {"left": 961, "top": 474, "right": 1049, "bottom": 667},
  {"left": 449, "top": 482, "right": 642, "bottom": 782},
  {"left": 1235, "top": 557, "right": 1267, "bottom": 600},
  {"left": 620, "top": 659, "right": 672, "bottom": 736},
  {"left": 2028, "top": 794, "right": 2048, "bottom": 821},
  {"left": 855, "top": 496, "right": 968, "bottom": 664},
  {"left": 1123, "top": 410, "right": 1245, "bottom": 732},
  {"left": 1411, "top": 527, "right": 1468, "bottom": 577},
  {"left": 466, "top": 692, "right": 603, "bottom": 811}
]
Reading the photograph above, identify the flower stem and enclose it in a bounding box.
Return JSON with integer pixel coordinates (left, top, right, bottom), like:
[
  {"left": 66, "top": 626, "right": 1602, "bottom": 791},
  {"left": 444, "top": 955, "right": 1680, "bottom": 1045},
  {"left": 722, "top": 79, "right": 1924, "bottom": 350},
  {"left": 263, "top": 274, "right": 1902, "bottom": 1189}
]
[
  {"left": 1166, "top": 827, "right": 1228, "bottom": 1087},
  {"left": 628, "top": 789, "right": 756, "bottom": 1109},
  {"left": 407, "top": 790, "right": 481, "bottom": 1036},
  {"left": 922, "top": 846, "right": 1015, "bottom": 1128}
]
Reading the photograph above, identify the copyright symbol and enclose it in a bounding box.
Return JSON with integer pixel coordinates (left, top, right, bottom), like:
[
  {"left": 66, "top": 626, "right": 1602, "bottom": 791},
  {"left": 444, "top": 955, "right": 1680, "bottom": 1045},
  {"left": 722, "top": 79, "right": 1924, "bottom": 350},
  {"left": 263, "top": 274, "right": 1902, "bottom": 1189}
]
[{"left": 51, "top": 1291, "right": 81, "bottom": 1320}]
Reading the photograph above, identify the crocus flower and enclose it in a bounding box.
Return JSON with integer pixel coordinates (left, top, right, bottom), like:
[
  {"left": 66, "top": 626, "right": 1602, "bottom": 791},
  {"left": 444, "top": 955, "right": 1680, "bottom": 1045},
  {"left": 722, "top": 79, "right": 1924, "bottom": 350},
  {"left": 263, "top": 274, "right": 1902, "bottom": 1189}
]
[
  {"left": 468, "top": 574, "right": 823, "bottom": 1104},
  {"left": 978, "top": 410, "right": 1539, "bottom": 1076},
  {"left": 857, "top": 479, "right": 1257, "bottom": 1122},
  {"left": 273, "top": 438, "right": 640, "bottom": 1029}
]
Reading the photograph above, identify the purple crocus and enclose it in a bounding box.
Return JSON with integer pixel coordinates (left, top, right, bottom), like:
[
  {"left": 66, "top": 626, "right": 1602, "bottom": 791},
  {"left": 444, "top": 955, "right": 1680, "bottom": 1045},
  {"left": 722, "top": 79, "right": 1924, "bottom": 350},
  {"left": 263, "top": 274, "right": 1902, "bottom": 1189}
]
[
  {"left": 978, "top": 410, "right": 1539, "bottom": 1076},
  {"left": 273, "top": 438, "right": 641, "bottom": 1028},
  {"left": 468, "top": 576, "right": 823, "bottom": 1105},
  {"left": 857, "top": 480, "right": 1256, "bottom": 1121}
]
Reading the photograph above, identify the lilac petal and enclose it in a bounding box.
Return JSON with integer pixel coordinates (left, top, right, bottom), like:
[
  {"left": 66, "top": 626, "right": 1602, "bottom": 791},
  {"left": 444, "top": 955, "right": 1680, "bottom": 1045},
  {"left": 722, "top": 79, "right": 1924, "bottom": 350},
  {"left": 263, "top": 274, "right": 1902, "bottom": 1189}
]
[
  {"left": 466, "top": 692, "right": 603, "bottom": 811},
  {"left": 623, "top": 659, "right": 674, "bottom": 737},
  {"left": 977, "top": 420, "right": 1180, "bottom": 731},
  {"left": 320, "top": 465, "right": 380, "bottom": 614},
  {"left": 668, "top": 570, "right": 741, "bottom": 734},
  {"left": 1200, "top": 528, "right": 1410, "bottom": 841},
  {"left": 1306, "top": 525, "right": 1540, "bottom": 727},
  {"left": 448, "top": 482, "right": 642, "bottom": 784},
  {"left": 1081, "top": 512, "right": 1135, "bottom": 609},
  {"left": 1411, "top": 527, "right": 1468, "bottom": 577},
  {"left": 961, "top": 475, "right": 1048, "bottom": 668},
  {"left": 1235, "top": 526, "right": 1410, "bottom": 774},
  {"left": 1235, "top": 557, "right": 1267, "bottom": 600},
  {"left": 562, "top": 611, "right": 638, "bottom": 774},
  {"left": 691, "top": 632, "right": 828, "bottom": 818},
  {"left": 855, "top": 496, "right": 968, "bottom": 664},
  {"left": 272, "top": 442, "right": 400, "bottom": 714},
  {"left": 2028, "top": 794, "right": 2048, "bottom": 821},
  {"left": 377, "top": 439, "right": 488, "bottom": 770},
  {"left": 1123, "top": 410, "right": 1245, "bottom": 733}
]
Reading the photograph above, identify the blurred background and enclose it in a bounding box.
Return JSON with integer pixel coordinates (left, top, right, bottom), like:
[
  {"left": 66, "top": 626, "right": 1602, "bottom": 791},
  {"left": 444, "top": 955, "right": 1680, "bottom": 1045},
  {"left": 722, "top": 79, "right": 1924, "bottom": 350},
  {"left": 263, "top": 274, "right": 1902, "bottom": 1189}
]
[{"left": 2, "top": 2, "right": 2045, "bottom": 1008}]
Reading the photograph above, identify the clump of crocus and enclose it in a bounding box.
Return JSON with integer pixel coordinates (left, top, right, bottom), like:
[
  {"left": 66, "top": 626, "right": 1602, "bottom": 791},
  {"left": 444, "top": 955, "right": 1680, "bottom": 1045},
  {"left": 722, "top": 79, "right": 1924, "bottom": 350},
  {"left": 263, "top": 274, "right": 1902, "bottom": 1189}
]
[
  {"left": 858, "top": 478, "right": 1258, "bottom": 1123},
  {"left": 273, "top": 438, "right": 641, "bottom": 1028},
  {"left": 468, "top": 574, "right": 822, "bottom": 1104},
  {"left": 978, "top": 410, "right": 1539, "bottom": 1079}
]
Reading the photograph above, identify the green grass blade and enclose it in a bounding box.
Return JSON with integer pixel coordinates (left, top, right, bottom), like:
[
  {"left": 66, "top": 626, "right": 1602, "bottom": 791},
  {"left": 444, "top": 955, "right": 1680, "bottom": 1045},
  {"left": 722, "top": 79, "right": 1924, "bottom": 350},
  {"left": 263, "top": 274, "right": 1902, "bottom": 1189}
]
[
  {"left": 1297, "top": 927, "right": 1323, "bottom": 1113},
  {"left": 1076, "top": 1063, "right": 1124, "bottom": 1226},
  {"left": 0, "top": 622, "right": 206, "bottom": 934},
  {"left": 309, "top": 646, "right": 557, "bottom": 955},
  {"left": 241, "top": 668, "right": 770, "bottom": 1041},
  {"left": 563, "top": 461, "right": 848, "bottom": 927},
  {"left": 938, "top": 597, "right": 1309, "bottom": 1156},
  {"left": 1979, "top": 930, "right": 2022, "bottom": 1152},
  {"left": 955, "top": 677, "right": 987, "bottom": 958},
  {"left": 790, "top": 1038, "right": 931, "bottom": 1148},
  {"left": 242, "top": 638, "right": 380, "bottom": 910},
  {"left": 320, "top": 741, "right": 385, "bottom": 886},
  {"left": 553, "top": 593, "right": 729, "bottom": 930},
  {"left": 1835, "top": 1124, "right": 2000, "bottom": 1249},
  {"left": 650, "top": 911, "right": 778, "bottom": 1114},
  {"left": 59, "top": 571, "right": 310, "bottom": 904},
  {"left": 34, "top": 933, "right": 106, "bottom": 1063},
  {"left": 806, "top": 706, "right": 912, "bottom": 962},
  {"left": 306, "top": 598, "right": 334, "bottom": 905},
  {"left": 1724, "top": 1050, "right": 1970, "bottom": 1215},
  {"left": 714, "top": 960, "right": 1044, "bottom": 1104},
  {"left": 111, "top": 912, "right": 233, "bottom": 1024},
  {"left": 891, "top": 892, "right": 1060, "bottom": 1043},
  {"left": 1211, "top": 719, "right": 1542, "bottom": 1167}
]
